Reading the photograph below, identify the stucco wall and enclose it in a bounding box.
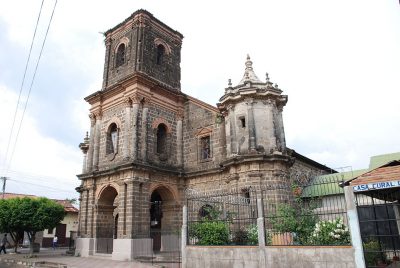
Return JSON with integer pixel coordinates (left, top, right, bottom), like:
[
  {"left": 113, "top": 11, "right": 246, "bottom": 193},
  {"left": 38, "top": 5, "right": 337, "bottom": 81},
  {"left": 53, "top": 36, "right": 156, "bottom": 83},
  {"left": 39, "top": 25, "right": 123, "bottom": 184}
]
[{"left": 185, "top": 246, "right": 355, "bottom": 268}]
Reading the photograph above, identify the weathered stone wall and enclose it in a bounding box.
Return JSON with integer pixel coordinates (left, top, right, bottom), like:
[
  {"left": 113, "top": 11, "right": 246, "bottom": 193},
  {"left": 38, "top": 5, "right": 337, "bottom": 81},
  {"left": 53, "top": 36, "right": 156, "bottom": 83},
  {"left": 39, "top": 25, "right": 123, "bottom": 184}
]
[
  {"left": 290, "top": 157, "right": 331, "bottom": 182},
  {"left": 98, "top": 102, "right": 127, "bottom": 170},
  {"left": 182, "top": 101, "right": 225, "bottom": 172},
  {"left": 185, "top": 246, "right": 355, "bottom": 268}
]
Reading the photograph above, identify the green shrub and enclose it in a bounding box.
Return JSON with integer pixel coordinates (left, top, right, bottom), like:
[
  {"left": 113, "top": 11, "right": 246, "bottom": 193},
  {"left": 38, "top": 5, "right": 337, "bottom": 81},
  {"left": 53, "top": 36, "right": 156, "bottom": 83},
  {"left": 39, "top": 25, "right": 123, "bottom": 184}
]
[
  {"left": 310, "top": 218, "right": 350, "bottom": 245},
  {"left": 191, "top": 221, "right": 230, "bottom": 245},
  {"left": 247, "top": 224, "right": 258, "bottom": 245},
  {"left": 363, "top": 240, "right": 388, "bottom": 266},
  {"left": 270, "top": 203, "right": 317, "bottom": 245}
]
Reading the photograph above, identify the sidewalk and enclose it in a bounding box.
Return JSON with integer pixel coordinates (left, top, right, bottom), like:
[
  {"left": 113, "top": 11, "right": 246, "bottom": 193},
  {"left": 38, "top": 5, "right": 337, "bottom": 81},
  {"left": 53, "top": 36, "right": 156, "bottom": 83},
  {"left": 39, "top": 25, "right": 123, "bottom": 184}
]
[{"left": 0, "top": 247, "right": 154, "bottom": 268}]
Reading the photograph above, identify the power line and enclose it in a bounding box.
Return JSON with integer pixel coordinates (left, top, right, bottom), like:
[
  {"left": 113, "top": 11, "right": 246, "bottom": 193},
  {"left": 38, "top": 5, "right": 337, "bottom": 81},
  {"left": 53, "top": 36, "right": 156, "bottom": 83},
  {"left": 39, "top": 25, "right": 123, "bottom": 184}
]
[
  {"left": 1, "top": 0, "right": 45, "bottom": 175},
  {"left": 4, "top": 0, "right": 58, "bottom": 175},
  {"left": 10, "top": 178, "right": 76, "bottom": 194},
  {"left": 0, "top": 168, "right": 79, "bottom": 186}
]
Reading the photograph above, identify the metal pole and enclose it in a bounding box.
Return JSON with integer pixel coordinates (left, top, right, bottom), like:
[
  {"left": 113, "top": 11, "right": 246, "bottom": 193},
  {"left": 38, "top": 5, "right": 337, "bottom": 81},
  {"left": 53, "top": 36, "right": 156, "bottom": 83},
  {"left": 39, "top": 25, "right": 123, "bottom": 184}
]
[{"left": 1, "top": 177, "right": 7, "bottom": 199}]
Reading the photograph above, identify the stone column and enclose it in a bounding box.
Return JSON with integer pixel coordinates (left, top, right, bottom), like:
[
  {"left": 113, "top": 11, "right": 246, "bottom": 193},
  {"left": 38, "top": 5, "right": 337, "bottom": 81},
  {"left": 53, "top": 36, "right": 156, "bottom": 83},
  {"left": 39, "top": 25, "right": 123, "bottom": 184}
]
[
  {"left": 265, "top": 100, "right": 277, "bottom": 151},
  {"left": 76, "top": 187, "right": 84, "bottom": 236},
  {"left": 131, "top": 97, "right": 140, "bottom": 161},
  {"left": 117, "top": 181, "right": 127, "bottom": 237},
  {"left": 176, "top": 110, "right": 184, "bottom": 167},
  {"left": 246, "top": 98, "right": 256, "bottom": 152},
  {"left": 228, "top": 105, "right": 237, "bottom": 155},
  {"left": 256, "top": 198, "right": 267, "bottom": 267},
  {"left": 93, "top": 112, "right": 102, "bottom": 170},
  {"left": 87, "top": 114, "right": 96, "bottom": 172},
  {"left": 88, "top": 184, "right": 97, "bottom": 238},
  {"left": 275, "top": 105, "right": 286, "bottom": 151},
  {"left": 141, "top": 104, "right": 149, "bottom": 162},
  {"left": 123, "top": 98, "right": 132, "bottom": 160},
  {"left": 344, "top": 186, "right": 366, "bottom": 268},
  {"left": 124, "top": 179, "right": 134, "bottom": 238}
]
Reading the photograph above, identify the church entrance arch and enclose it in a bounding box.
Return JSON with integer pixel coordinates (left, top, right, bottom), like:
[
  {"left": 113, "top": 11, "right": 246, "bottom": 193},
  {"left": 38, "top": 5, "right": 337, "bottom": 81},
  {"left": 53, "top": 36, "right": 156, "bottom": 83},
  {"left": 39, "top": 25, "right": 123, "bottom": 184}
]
[
  {"left": 149, "top": 185, "right": 179, "bottom": 252},
  {"left": 96, "top": 185, "right": 118, "bottom": 254}
]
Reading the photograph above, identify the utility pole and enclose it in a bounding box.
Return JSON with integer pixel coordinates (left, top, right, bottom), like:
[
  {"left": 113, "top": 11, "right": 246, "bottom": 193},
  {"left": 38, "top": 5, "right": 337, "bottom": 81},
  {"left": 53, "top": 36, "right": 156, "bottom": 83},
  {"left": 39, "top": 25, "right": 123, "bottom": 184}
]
[{"left": 1, "top": 176, "right": 7, "bottom": 199}]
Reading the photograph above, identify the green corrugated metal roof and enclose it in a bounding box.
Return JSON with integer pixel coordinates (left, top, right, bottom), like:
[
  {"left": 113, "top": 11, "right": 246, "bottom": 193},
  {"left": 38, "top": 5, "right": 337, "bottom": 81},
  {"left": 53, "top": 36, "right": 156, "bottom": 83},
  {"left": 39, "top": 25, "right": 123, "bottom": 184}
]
[
  {"left": 369, "top": 152, "right": 400, "bottom": 169},
  {"left": 302, "top": 152, "right": 400, "bottom": 198},
  {"left": 302, "top": 170, "right": 366, "bottom": 198}
]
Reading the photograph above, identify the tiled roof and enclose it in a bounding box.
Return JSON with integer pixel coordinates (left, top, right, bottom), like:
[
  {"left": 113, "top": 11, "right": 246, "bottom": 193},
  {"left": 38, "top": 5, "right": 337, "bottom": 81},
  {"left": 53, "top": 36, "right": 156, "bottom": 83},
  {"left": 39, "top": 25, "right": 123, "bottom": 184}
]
[
  {"left": 350, "top": 160, "right": 400, "bottom": 186},
  {"left": 2, "top": 193, "right": 37, "bottom": 199}
]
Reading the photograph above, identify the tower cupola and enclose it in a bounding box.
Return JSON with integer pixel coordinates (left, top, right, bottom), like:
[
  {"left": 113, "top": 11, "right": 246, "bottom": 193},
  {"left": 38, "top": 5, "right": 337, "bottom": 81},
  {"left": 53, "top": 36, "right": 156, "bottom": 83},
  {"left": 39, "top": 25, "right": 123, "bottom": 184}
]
[{"left": 218, "top": 55, "right": 287, "bottom": 157}]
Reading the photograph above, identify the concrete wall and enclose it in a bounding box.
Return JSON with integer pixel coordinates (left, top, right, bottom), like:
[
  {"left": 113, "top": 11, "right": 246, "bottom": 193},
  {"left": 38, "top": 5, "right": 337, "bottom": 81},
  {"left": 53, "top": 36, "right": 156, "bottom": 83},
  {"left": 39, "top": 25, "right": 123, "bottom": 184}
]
[{"left": 185, "top": 246, "right": 355, "bottom": 268}]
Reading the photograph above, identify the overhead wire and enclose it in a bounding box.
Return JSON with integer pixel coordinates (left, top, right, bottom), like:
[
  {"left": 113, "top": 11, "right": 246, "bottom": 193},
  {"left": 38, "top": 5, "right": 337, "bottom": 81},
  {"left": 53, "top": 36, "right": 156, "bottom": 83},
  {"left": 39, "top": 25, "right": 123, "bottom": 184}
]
[
  {"left": 1, "top": 0, "right": 45, "bottom": 175},
  {"left": 10, "top": 178, "right": 77, "bottom": 194},
  {"left": 4, "top": 0, "right": 59, "bottom": 176}
]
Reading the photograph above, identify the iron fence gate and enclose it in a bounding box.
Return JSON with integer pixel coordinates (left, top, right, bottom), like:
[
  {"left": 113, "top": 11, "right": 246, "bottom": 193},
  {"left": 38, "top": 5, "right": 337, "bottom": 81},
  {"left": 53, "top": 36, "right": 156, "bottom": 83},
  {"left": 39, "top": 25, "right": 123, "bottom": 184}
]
[{"left": 356, "top": 191, "right": 400, "bottom": 268}]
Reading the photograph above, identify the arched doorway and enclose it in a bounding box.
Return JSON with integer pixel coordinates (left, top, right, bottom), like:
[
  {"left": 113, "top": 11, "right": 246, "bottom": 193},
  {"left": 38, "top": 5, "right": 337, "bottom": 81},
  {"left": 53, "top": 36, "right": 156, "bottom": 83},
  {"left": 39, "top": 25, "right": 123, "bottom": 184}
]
[
  {"left": 149, "top": 186, "right": 179, "bottom": 252},
  {"left": 150, "top": 191, "right": 163, "bottom": 251},
  {"left": 96, "top": 185, "right": 118, "bottom": 254}
]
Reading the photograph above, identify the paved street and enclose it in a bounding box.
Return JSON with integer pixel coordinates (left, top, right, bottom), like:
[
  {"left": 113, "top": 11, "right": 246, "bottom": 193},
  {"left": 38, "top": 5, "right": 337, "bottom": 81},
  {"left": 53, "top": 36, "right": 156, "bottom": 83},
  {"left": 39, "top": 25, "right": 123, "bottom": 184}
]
[{"left": 0, "top": 248, "right": 156, "bottom": 268}]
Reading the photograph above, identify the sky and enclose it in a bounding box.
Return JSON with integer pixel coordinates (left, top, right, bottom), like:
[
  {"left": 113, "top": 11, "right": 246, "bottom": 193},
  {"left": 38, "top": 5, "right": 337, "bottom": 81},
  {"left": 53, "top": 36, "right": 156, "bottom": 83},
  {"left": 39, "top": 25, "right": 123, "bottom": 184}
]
[{"left": 0, "top": 0, "right": 399, "bottom": 200}]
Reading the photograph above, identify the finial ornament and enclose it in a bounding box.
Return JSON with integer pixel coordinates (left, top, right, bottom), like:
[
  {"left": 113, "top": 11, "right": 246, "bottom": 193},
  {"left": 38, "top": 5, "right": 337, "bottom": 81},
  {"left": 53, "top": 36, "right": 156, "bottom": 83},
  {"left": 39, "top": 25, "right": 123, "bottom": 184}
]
[
  {"left": 228, "top": 79, "right": 232, "bottom": 86},
  {"left": 238, "top": 54, "right": 262, "bottom": 84},
  {"left": 266, "top": 72, "right": 269, "bottom": 82},
  {"left": 274, "top": 83, "right": 279, "bottom": 89}
]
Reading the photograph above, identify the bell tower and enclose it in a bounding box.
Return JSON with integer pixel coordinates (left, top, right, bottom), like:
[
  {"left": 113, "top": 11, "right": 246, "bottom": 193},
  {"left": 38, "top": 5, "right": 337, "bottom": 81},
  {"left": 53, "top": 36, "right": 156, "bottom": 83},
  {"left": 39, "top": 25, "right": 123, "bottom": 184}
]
[
  {"left": 101, "top": 9, "right": 183, "bottom": 91},
  {"left": 218, "top": 55, "right": 287, "bottom": 157}
]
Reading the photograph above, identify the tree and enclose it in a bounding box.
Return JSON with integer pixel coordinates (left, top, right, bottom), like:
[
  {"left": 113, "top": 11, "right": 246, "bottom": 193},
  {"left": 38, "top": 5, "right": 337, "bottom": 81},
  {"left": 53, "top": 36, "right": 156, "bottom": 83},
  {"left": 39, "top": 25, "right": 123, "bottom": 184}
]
[
  {"left": 0, "top": 197, "right": 65, "bottom": 255},
  {"left": 0, "top": 198, "right": 24, "bottom": 253}
]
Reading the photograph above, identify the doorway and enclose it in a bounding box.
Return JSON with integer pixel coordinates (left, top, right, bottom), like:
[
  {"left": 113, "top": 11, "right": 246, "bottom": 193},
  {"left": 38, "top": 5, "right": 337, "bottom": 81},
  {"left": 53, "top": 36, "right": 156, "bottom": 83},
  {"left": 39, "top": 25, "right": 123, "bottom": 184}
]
[
  {"left": 150, "top": 191, "right": 163, "bottom": 251},
  {"left": 96, "top": 185, "right": 118, "bottom": 254}
]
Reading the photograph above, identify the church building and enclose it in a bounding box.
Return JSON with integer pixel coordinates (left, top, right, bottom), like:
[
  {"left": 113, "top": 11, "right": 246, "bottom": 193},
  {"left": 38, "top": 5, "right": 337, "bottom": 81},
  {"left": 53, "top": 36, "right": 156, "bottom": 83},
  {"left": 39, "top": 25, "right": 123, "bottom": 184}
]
[{"left": 75, "top": 9, "right": 333, "bottom": 260}]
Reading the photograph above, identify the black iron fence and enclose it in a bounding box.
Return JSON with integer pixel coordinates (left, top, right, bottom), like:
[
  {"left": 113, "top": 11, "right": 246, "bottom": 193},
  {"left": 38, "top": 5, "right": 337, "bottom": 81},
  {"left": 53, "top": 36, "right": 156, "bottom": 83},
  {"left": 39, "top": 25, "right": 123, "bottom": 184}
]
[
  {"left": 187, "top": 188, "right": 258, "bottom": 246},
  {"left": 262, "top": 175, "right": 350, "bottom": 246},
  {"left": 186, "top": 175, "right": 350, "bottom": 247}
]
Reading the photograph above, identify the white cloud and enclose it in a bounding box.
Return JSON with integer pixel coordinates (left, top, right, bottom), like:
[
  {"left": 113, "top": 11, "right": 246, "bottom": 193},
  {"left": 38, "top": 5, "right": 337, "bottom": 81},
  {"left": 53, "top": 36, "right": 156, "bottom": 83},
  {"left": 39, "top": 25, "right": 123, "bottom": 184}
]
[{"left": 0, "top": 85, "right": 81, "bottom": 199}]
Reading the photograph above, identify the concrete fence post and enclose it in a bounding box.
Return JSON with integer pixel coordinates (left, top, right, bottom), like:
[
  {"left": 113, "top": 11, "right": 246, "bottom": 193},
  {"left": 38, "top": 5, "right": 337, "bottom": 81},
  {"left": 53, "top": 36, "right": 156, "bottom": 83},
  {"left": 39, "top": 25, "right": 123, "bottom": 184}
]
[
  {"left": 257, "top": 198, "right": 267, "bottom": 267},
  {"left": 181, "top": 205, "right": 187, "bottom": 268},
  {"left": 344, "top": 186, "right": 366, "bottom": 268},
  {"left": 257, "top": 198, "right": 266, "bottom": 247}
]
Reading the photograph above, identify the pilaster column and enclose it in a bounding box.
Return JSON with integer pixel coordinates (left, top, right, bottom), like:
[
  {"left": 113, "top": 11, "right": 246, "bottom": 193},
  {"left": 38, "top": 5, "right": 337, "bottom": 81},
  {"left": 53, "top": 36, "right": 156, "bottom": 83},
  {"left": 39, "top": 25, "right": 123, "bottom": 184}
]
[
  {"left": 228, "top": 105, "right": 237, "bottom": 155},
  {"left": 246, "top": 98, "right": 256, "bottom": 152},
  {"left": 276, "top": 105, "right": 286, "bottom": 151},
  {"left": 87, "top": 115, "right": 96, "bottom": 172},
  {"left": 124, "top": 178, "right": 135, "bottom": 238},
  {"left": 117, "top": 181, "right": 127, "bottom": 237},
  {"left": 265, "top": 100, "right": 277, "bottom": 151},
  {"left": 123, "top": 98, "right": 132, "bottom": 160},
  {"left": 87, "top": 184, "right": 96, "bottom": 238},
  {"left": 131, "top": 97, "right": 140, "bottom": 161},
  {"left": 176, "top": 110, "right": 184, "bottom": 167},
  {"left": 141, "top": 103, "right": 149, "bottom": 162},
  {"left": 93, "top": 112, "right": 102, "bottom": 170},
  {"left": 76, "top": 186, "right": 85, "bottom": 237}
]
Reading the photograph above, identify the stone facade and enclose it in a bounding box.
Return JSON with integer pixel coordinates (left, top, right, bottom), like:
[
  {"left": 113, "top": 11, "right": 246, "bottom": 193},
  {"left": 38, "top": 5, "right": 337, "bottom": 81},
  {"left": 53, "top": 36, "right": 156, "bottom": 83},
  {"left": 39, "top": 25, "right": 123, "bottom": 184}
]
[{"left": 76, "top": 9, "right": 334, "bottom": 260}]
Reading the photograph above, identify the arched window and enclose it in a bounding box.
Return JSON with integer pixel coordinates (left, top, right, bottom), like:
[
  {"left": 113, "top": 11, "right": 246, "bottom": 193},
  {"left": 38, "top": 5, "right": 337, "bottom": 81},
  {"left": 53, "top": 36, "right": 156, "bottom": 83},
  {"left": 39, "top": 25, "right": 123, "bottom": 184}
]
[
  {"left": 156, "top": 124, "right": 167, "bottom": 154},
  {"left": 106, "top": 123, "right": 118, "bottom": 155},
  {"left": 156, "top": 44, "right": 165, "bottom": 65},
  {"left": 116, "top": 44, "right": 126, "bottom": 67}
]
